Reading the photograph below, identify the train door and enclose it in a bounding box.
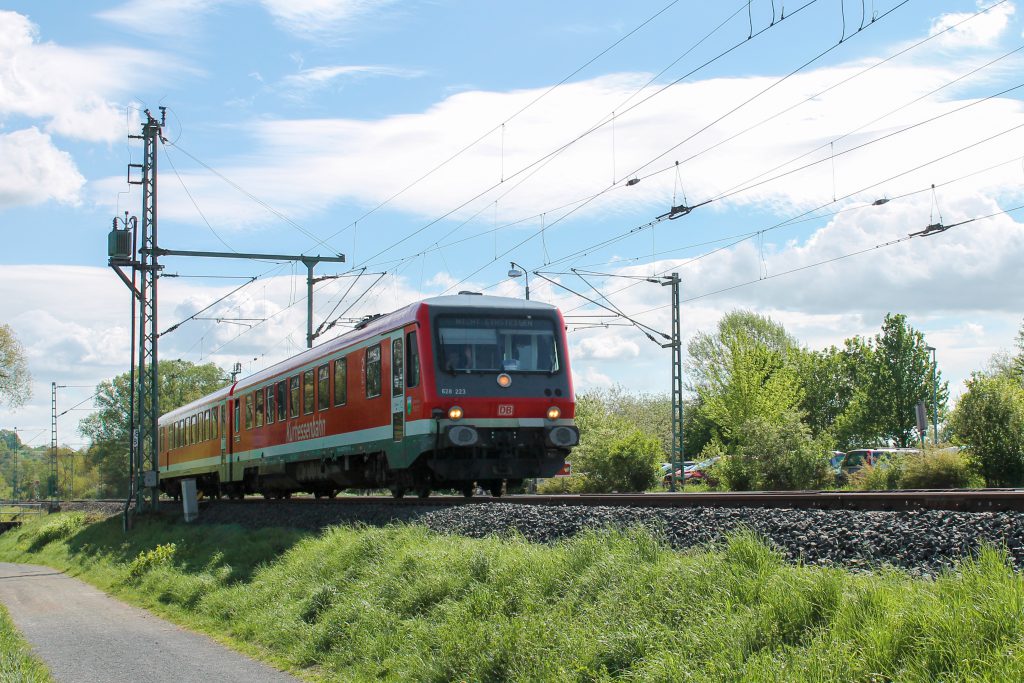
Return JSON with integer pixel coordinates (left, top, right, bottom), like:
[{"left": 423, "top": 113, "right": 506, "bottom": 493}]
[
  {"left": 391, "top": 334, "right": 405, "bottom": 442},
  {"left": 219, "top": 401, "right": 229, "bottom": 480}
]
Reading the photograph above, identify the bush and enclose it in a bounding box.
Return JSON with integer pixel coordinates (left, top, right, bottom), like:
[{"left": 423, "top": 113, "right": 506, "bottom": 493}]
[
  {"left": 950, "top": 373, "right": 1024, "bottom": 486},
  {"left": 125, "top": 542, "right": 177, "bottom": 581},
  {"left": 717, "top": 412, "right": 831, "bottom": 491},
  {"left": 898, "top": 448, "right": 981, "bottom": 489},
  {"left": 849, "top": 460, "right": 903, "bottom": 490},
  {"left": 537, "top": 475, "right": 591, "bottom": 494}
]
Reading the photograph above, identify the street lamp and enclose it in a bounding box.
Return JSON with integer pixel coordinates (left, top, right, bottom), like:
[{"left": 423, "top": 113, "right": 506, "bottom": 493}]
[
  {"left": 508, "top": 262, "right": 530, "bottom": 300},
  {"left": 926, "top": 345, "right": 938, "bottom": 445}
]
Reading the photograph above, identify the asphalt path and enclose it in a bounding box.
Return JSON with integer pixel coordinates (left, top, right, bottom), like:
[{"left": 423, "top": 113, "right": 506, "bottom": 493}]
[{"left": 0, "top": 562, "right": 300, "bottom": 682}]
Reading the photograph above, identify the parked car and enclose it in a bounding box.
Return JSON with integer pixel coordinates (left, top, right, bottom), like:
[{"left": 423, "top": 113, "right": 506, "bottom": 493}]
[
  {"left": 662, "top": 461, "right": 695, "bottom": 486},
  {"left": 682, "top": 457, "right": 720, "bottom": 485},
  {"left": 829, "top": 451, "right": 846, "bottom": 475},
  {"left": 837, "top": 448, "right": 918, "bottom": 482}
]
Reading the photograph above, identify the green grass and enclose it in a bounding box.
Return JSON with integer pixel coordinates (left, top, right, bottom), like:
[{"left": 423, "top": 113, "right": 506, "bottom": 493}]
[
  {"left": 0, "top": 602, "right": 53, "bottom": 682},
  {"left": 1, "top": 512, "right": 1024, "bottom": 681}
]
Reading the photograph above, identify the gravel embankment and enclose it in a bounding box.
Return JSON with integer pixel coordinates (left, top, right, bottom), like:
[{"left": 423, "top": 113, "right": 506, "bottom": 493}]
[{"left": 176, "top": 499, "right": 1024, "bottom": 576}]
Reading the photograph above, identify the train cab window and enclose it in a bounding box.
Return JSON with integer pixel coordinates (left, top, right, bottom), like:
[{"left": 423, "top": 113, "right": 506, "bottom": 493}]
[
  {"left": 406, "top": 331, "right": 419, "bottom": 388},
  {"left": 266, "top": 387, "right": 275, "bottom": 425},
  {"left": 277, "top": 381, "right": 287, "bottom": 421},
  {"left": 245, "top": 394, "right": 254, "bottom": 430},
  {"left": 392, "top": 338, "right": 404, "bottom": 396},
  {"left": 303, "top": 369, "right": 315, "bottom": 415},
  {"left": 234, "top": 399, "right": 240, "bottom": 432},
  {"left": 255, "top": 390, "right": 264, "bottom": 428},
  {"left": 334, "top": 358, "right": 347, "bottom": 406},
  {"left": 438, "top": 316, "right": 560, "bottom": 373},
  {"left": 366, "top": 344, "right": 382, "bottom": 398},
  {"left": 290, "top": 376, "right": 300, "bottom": 418},
  {"left": 318, "top": 365, "right": 330, "bottom": 411}
]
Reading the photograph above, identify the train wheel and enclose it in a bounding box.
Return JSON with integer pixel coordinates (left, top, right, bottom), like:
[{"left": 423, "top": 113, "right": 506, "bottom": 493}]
[
  {"left": 417, "top": 487, "right": 431, "bottom": 499},
  {"left": 328, "top": 489, "right": 339, "bottom": 498},
  {"left": 462, "top": 485, "right": 474, "bottom": 498},
  {"left": 489, "top": 482, "right": 504, "bottom": 498},
  {"left": 390, "top": 486, "right": 406, "bottom": 499}
]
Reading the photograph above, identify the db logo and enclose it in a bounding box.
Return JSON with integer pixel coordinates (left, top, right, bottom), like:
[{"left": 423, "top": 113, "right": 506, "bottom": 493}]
[{"left": 497, "top": 404, "right": 514, "bottom": 417}]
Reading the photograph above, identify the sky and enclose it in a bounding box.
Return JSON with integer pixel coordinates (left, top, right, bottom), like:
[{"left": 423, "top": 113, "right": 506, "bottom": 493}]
[{"left": 1, "top": 0, "right": 1023, "bottom": 450}]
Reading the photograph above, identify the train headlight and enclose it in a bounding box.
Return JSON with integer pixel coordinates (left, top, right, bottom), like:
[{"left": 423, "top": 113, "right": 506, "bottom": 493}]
[
  {"left": 546, "top": 406, "right": 561, "bottom": 421},
  {"left": 448, "top": 405, "right": 464, "bottom": 420},
  {"left": 497, "top": 373, "right": 512, "bottom": 388}
]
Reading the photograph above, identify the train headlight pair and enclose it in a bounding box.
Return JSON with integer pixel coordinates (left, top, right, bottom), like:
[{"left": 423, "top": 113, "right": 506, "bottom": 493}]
[
  {"left": 448, "top": 406, "right": 464, "bottom": 420},
  {"left": 546, "top": 406, "right": 561, "bottom": 421}
]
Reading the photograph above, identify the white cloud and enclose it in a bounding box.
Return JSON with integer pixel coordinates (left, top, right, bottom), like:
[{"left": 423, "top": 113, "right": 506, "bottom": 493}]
[
  {"left": 929, "top": 1, "right": 1016, "bottom": 48},
  {"left": 97, "top": 0, "right": 219, "bottom": 38},
  {"left": 0, "top": 11, "right": 172, "bottom": 143},
  {"left": 280, "top": 64, "right": 423, "bottom": 93},
  {"left": 260, "top": 0, "right": 396, "bottom": 38},
  {"left": 93, "top": 49, "right": 1024, "bottom": 255},
  {"left": 0, "top": 128, "right": 84, "bottom": 208},
  {"left": 572, "top": 334, "right": 641, "bottom": 361}
]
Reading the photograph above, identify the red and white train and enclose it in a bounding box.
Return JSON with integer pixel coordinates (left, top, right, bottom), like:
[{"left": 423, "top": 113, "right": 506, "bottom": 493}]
[{"left": 157, "top": 293, "right": 579, "bottom": 498}]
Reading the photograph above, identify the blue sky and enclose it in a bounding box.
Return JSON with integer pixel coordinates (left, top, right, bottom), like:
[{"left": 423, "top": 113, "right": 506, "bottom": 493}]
[{"left": 2, "top": 0, "right": 1023, "bottom": 447}]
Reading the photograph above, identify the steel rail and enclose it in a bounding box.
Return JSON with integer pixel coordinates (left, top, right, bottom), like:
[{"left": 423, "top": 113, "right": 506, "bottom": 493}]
[{"left": 197, "top": 489, "right": 1024, "bottom": 513}]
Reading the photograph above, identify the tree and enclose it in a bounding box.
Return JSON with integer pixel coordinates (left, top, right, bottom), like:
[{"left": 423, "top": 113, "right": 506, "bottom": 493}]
[
  {"left": 696, "top": 326, "right": 804, "bottom": 449},
  {"left": 795, "top": 345, "right": 857, "bottom": 439},
  {"left": 0, "top": 324, "right": 31, "bottom": 408},
  {"left": 865, "top": 314, "right": 948, "bottom": 447},
  {"left": 827, "top": 315, "right": 948, "bottom": 449},
  {"left": 686, "top": 310, "right": 797, "bottom": 395},
  {"left": 79, "top": 359, "right": 228, "bottom": 496},
  {"left": 950, "top": 373, "right": 1024, "bottom": 487}
]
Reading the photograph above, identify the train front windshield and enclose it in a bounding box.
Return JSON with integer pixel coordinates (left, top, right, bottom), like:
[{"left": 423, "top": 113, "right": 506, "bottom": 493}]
[{"left": 437, "top": 316, "right": 560, "bottom": 374}]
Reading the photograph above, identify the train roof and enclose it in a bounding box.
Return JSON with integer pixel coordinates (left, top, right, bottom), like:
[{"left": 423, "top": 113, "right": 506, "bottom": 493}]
[
  {"left": 161, "top": 294, "right": 561, "bottom": 419},
  {"left": 241, "top": 294, "right": 556, "bottom": 390}
]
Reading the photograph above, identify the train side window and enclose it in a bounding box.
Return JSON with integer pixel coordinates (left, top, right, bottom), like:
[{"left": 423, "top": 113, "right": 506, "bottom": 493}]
[
  {"left": 234, "top": 399, "right": 240, "bottom": 432},
  {"left": 303, "top": 369, "right": 315, "bottom": 415},
  {"left": 191, "top": 415, "right": 197, "bottom": 444},
  {"left": 204, "top": 409, "right": 211, "bottom": 440},
  {"left": 255, "top": 390, "right": 264, "bottom": 428},
  {"left": 266, "top": 386, "right": 275, "bottom": 425},
  {"left": 290, "top": 376, "right": 300, "bottom": 418},
  {"left": 318, "top": 365, "right": 329, "bottom": 411},
  {"left": 277, "top": 381, "right": 287, "bottom": 421},
  {"left": 366, "top": 344, "right": 382, "bottom": 398},
  {"left": 392, "top": 337, "right": 404, "bottom": 396},
  {"left": 245, "top": 394, "right": 253, "bottom": 430},
  {"left": 213, "top": 405, "right": 220, "bottom": 437},
  {"left": 334, "top": 357, "right": 347, "bottom": 406},
  {"left": 406, "top": 331, "right": 419, "bottom": 388}
]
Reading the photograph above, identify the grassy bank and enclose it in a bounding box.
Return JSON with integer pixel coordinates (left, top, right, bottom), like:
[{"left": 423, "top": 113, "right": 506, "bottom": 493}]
[
  {"left": 1, "top": 512, "right": 1023, "bottom": 681},
  {"left": 0, "top": 602, "right": 53, "bottom": 682}
]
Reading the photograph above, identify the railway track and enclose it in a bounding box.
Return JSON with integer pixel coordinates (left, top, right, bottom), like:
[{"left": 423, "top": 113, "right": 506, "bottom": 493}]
[{"left": 195, "top": 489, "right": 1024, "bottom": 513}]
